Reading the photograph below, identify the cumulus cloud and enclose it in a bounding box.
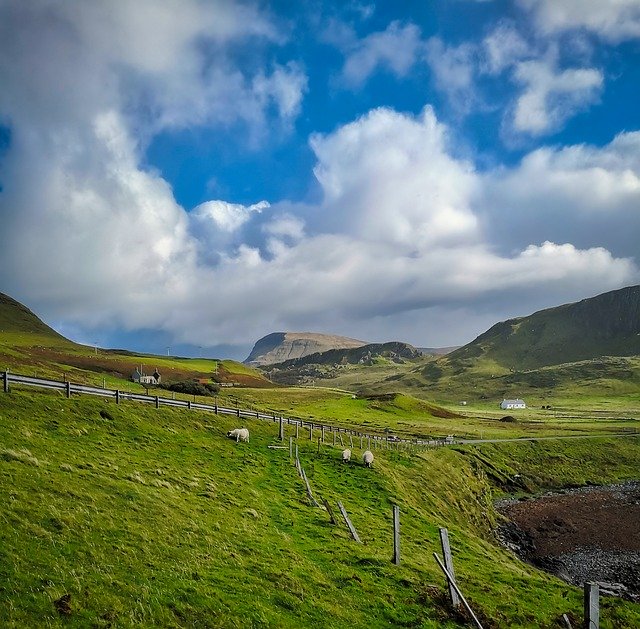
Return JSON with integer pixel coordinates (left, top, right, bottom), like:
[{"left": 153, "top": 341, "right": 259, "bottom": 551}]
[
  {"left": 310, "top": 107, "right": 479, "bottom": 247},
  {"left": 479, "top": 131, "right": 640, "bottom": 258},
  {"left": 519, "top": 0, "right": 640, "bottom": 42},
  {"left": 340, "top": 21, "right": 423, "bottom": 87}
]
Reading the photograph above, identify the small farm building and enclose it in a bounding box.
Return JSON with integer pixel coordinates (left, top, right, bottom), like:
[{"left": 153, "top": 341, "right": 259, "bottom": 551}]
[
  {"left": 132, "top": 367, "right": 161, "bottom": 385},
  {"left": 500, "top": 399, "right": 526, "bottom": 410}
]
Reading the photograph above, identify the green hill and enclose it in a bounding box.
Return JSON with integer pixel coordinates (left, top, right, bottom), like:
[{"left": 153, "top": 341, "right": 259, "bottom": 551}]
[
  {"left": 0, "top": 292, "right": 270, "bottom": 390},
  {"left": 264, "top": 341, "right": 422, "bottom": 385},
  {"left": 1, "top": 388, "right": 639, "bottom": 627},
  {"left": 0, "top": 292, "right": 74, "bottom": 345},
  {"left": 449, "top": 284, "right": 640, "bottom": 371}
]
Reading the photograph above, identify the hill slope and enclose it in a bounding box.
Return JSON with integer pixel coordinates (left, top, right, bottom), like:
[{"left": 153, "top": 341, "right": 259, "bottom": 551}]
[
  {"left": 0, "top": 292, "right": 71, "bottom": 343},
  {"left": 264, "top": 341, "right": 422, "bottom": 385},
  {"left": 449, "top": 284, "right": 640, "bottom": 371},
  {"left": 0, "top": 291, "right": 270, "bottom": 389},
  {"left": 2, "top": 389, "right": 640, "bottom": 627},
  {"left": 245, "top": 332, "right": 367, "bottom": 366}
]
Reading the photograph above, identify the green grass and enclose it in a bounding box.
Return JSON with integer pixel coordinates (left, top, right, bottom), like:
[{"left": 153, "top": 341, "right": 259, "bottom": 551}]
[{"left": 1, "top": 389, "right": 640, "bottom": 627}]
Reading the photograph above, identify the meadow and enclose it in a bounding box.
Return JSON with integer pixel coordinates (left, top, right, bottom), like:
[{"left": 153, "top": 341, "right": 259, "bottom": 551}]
[{"left": 1, "top": 387, "right": 640, "bottom": 627}]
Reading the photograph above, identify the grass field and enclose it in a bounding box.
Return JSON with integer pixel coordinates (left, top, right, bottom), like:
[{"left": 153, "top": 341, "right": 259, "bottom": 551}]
[{"left": 1, "top": 388, "right": 640, "bottom": 628}]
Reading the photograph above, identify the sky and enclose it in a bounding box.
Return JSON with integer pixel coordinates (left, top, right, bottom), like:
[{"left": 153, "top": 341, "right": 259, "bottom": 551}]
[{"left": 0, "top": 0, "right": 639, "bottom": 361}]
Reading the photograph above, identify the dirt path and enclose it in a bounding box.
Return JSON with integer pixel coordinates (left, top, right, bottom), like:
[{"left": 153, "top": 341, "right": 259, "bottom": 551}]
[{"left": 496, "top": 482, "right": 640, "bottom": 600}]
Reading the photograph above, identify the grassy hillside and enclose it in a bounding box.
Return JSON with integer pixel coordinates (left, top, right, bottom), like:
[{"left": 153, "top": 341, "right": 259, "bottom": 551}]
[
  {"left": 257, "top": 286, "right": 640, "bottom": 403},
  {"left": 0, "top": 291, "right": 270, "bottom": 391},
  {"left": 448, "top": 284, "right": 640, "bottom": 371},
  {"left": 1, "top": 388, "right": 639, "bottom": 628},
  {"left": 0, "top": 292, "right": 77, "bottom": 350}
]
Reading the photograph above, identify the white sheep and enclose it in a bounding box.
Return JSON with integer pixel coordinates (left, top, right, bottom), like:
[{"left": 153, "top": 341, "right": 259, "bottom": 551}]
[
  {"left": 342, "top": 448, "right": 351, "bottom": 463},
  {"left": 362, "top": 450, "right": 374, "bottom": 467},
  {"left": 227, "top": 428, "right": 249, "bottom": 443}
]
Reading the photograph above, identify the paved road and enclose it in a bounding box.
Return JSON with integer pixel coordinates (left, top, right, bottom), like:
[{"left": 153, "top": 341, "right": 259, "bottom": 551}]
[{"left": 457, "top": 433, "right": 639, "bottom": 445}]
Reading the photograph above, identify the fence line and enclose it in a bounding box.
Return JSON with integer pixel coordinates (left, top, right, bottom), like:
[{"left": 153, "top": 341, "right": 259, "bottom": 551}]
[{"left": 1, "top": 370, "right": 453, "bottom": 450}]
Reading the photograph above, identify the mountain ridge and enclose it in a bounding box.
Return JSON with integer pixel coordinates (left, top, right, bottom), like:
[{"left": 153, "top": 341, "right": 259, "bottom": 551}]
[{"left": 447, "top": 284, "right": 640, "bottom": 370}]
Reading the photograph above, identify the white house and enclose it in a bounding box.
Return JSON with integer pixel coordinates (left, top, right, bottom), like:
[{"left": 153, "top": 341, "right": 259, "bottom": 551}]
[
  {"left": 131, "top": 367, "right": 161, "bottom": 385},
  {"left": 500, "top": 398, "right": 526, "bottom": 410}
]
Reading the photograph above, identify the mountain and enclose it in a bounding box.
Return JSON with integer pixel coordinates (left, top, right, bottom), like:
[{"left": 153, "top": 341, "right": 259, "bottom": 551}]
[
  {"left": 0, "top": 292, "right": 70, "bottom": 342},
  {"left": 244, "top": 332, "right": 367, "bottom": 366},
  {"left": 448, "top": 284, "right": 640, "bottom": 371}
]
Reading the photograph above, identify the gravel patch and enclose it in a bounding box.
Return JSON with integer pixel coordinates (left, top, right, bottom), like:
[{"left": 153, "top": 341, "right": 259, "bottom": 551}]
[{"left": 495, "top": 482, "right": 640, "bottom": 601}]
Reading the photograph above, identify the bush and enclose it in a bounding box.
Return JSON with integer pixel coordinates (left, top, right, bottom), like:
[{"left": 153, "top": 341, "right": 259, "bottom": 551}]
[{"left": 159, "top": 381, "right": 220, "bottom": 397}]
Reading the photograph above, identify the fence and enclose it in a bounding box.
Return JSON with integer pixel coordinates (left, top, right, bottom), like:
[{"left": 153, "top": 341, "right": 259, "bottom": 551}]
[{"left": 0, "top": 371, "right": 452, "bottom": 451}]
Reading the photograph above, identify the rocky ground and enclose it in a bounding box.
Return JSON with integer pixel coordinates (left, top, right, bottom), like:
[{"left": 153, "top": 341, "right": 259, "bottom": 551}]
[{"left": 496, "top": 482, "right": 640, "bottom": 601}]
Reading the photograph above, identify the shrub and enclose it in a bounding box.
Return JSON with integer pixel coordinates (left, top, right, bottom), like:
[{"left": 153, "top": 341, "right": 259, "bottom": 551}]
[{"left": 159, "top": 381, "right": 220, "bottom": 397}]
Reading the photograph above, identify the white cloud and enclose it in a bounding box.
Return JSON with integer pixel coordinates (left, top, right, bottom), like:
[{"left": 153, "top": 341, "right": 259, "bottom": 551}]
[
  {"left": 341, "top": 21, "right": 423, "bottom": 87},
  {"left": 482, "top": 22, "right": 531, "bottom": 74},
  {"left": 252, "top": 62, "right": 308, "bottom": 122},
  {"left": 510, "top": 53, "right": 603, "bottom": 135},
  {"left": 263, "top": 215, "right": 306, "bottom": 241},
  {"left": 192, "top": 200, "right": 269, "bottom": 233},
  {"left": 310, "top": 107, "right": 479, "bottom": 248},
  {"left": 479, "top": 131, "right": 640, "bottom": 258},
  {"left": 519, "top": 0, "right": 640, "bottom": 42},
  {"left": 424, "top": 38, "right": 478, "bottom": 111}
]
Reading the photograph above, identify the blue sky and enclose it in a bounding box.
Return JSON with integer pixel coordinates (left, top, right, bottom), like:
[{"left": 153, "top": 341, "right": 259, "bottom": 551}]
[{"left": 0, "top": 0, "right": 639, "bottom": 360}]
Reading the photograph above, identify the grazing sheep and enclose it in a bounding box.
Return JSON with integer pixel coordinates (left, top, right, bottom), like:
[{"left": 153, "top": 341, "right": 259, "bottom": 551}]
[
  {"left": 342, "top": 448, "right": 351, "bottom": 463},
  {"left": 227, "top": 428, "right": 249, "bottom": 443},
  {"left": 362, "top": 450, "right": 374, "bottom": 468}
]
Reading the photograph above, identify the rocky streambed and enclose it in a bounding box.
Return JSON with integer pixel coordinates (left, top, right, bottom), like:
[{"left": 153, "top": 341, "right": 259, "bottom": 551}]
[{"left": 496, "top": 482, "right": 640, "bottom": 601}]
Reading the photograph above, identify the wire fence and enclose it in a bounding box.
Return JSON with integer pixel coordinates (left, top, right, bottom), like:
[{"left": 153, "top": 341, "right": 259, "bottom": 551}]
[{"left": 1, "top": 370, "right": 453, "bottom": 450}]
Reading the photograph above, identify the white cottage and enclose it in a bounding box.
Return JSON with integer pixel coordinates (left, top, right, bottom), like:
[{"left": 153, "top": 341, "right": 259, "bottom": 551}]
[
  {"left": 131, "top": 367, "right": 161, "bottom": 385},
  {"left": 500, "top": 398, "right": 526, "bottom": 410}
]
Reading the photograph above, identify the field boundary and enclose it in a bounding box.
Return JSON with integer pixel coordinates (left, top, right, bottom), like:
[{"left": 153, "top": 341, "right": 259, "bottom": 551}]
[{"left": 1, "top": 370, "right": 447, "bottom": 450}]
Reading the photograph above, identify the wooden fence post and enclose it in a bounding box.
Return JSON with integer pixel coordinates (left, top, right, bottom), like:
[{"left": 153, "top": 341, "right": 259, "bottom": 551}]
[
  {"left": 323, "top": 499, "right": 337, "bottom": 524},
  {"left": 433, "top": 553, "right": 483, "bottom": 629},
  {"left": 337, "top": 501, "right": 361, "bottom": 543},
  {"left": 300, "top": 467, "right": 321, "bottom": 507},
  {"left": 289, "top": 436, "right": 293, "bottom": 459},
  {"left": 322, "top": 426, "right": 325, "bottom": 443},
  {"left": 66, "top": 381, "right": 71, "bottom": 398},
  {"left": 3, "top": 370, "right": 9, "bottom": 393},
  {"left": 333, "top": 430, "right": 336, "bottom": 446},
  {"left": 155, "top": 395, "right": 160, "bottom": 409},
  {"left": 279, "top": 416, "right": 284, "bottom": 440},
  {"left": 296, "top": 422, "right": 299, "bottom": 439},
  {"left": 439, "top": 528, "right": 461, "bottom": 609},
  {"left": 584, "top": 582, "right": 599, "bottom": 629},
  {"left": 309, "top": 425, "right": 313, "bottom": 441},
  {"left": 393, "top": 505, "right": 400, "bottom": 565},
  {"left": 115, "top": 390, "right": 120, "bottom": 404},
  {"left": 187, "top": 400, "right": 191, "bottom": 410}
]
